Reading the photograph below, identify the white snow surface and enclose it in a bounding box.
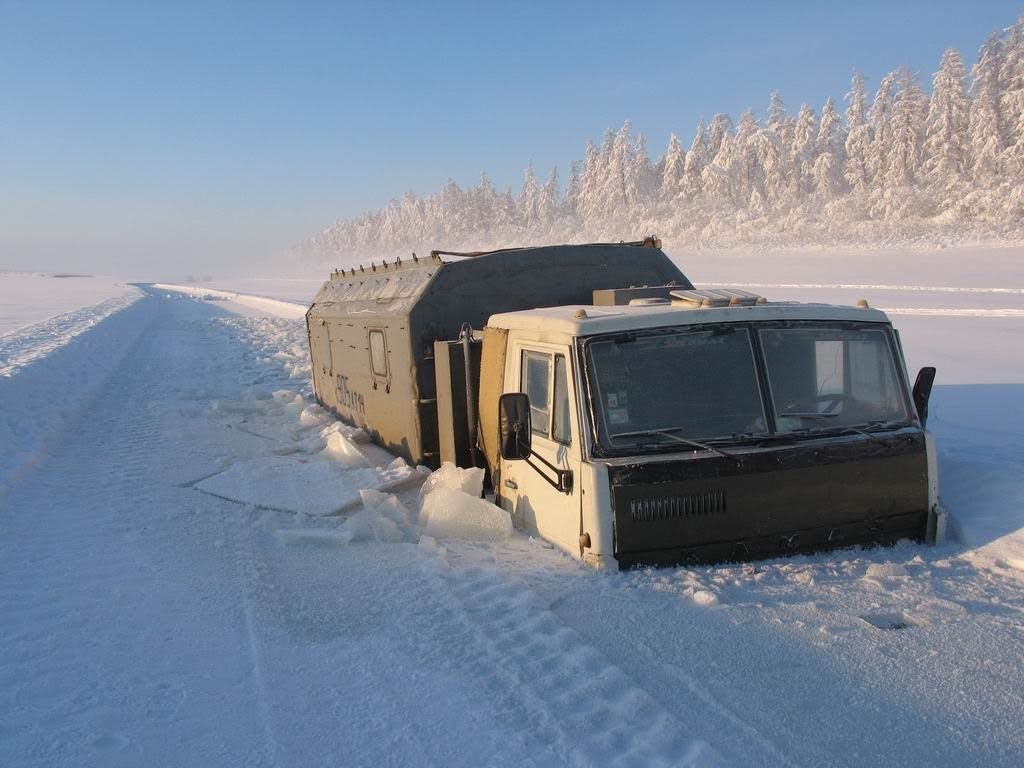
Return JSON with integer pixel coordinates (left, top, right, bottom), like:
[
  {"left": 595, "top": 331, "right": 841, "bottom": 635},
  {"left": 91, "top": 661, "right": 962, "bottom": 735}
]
[
  {"left": 2, "top": 251, "right": 1024, "bottom": 766},
  {"left": 0, "top": 272, "right": 137, "bottom": 337}
]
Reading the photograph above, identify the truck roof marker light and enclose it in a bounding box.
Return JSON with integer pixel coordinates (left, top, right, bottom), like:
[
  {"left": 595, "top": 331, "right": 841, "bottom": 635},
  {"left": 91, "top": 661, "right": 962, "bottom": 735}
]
[
  {"left": 857, "top": 299, "right": 870, "bottom": 308},
  {"left": 574, "top": 308, "right": 588, "bottom": 319}
]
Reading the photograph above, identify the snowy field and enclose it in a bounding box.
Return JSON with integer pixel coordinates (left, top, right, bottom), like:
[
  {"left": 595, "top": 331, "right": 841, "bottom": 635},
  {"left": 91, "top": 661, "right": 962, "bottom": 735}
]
[
  {"left": 0, "top": 272, "right": 137, "bottom": 337},
  {"left": 1, "top": 248, "right": 1023, "bottom": 766}
]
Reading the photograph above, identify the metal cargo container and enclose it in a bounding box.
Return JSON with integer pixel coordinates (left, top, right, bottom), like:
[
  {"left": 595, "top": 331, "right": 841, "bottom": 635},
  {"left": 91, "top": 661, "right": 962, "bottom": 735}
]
[{"left": 305, "top": 240, "right": 691, "bottom": 467}]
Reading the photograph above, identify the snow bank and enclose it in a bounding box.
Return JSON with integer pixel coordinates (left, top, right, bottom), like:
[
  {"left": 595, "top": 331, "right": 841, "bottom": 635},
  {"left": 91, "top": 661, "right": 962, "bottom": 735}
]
[{"left": 153, "top": 283, "right": 307, "bottom": 319}]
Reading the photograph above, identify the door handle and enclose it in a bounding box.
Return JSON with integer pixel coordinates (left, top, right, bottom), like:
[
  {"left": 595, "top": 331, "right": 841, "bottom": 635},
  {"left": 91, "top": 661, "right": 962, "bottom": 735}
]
[{"left": 504, "top": 478, "right": 518, "bottom": 490}]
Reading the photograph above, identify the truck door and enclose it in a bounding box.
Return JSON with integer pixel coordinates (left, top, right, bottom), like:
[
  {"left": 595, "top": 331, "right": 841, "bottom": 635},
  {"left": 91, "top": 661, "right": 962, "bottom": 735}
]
[
  {"left": 500, "top": 344, "right": 582, "bottom": 556},
  {"left": 308, "top": 318, "right": 333, "bottom": 401}
]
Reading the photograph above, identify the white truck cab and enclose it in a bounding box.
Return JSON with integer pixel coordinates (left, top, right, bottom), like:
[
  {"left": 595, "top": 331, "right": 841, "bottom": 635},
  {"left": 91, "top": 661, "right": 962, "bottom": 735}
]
[{"left": 489, "top": 299, "right": 941, "bottom": 568}]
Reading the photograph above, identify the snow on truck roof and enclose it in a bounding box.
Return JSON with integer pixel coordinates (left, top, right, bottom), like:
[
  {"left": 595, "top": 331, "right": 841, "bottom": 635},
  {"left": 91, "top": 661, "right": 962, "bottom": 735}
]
[{"left": 487, "top": 301, "right": 892, "bottom": 336}]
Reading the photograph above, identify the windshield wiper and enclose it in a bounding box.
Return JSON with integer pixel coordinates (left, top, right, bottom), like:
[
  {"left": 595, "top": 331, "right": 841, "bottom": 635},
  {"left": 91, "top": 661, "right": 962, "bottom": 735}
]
[
  {"left": 609, "top": 428, "right": 743, "bottom": 464},
  {"left": 782, "top": 414, "right": 894, "bottom": 444}
]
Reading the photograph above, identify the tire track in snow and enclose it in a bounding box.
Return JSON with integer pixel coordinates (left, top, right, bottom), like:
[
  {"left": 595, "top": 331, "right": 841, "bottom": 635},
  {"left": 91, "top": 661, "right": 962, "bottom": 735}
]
[
  {"left": 424, "top": 564, "right": 724, "bottom": 767},
  {"left": 226, "top": 512, "right": 281, "bottom": 767}
]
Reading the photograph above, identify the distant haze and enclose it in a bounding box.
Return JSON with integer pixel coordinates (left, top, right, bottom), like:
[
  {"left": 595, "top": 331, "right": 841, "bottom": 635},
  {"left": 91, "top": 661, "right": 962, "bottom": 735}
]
[{"left": 1, "top": 1, "right": 1021, "bottom": 277}]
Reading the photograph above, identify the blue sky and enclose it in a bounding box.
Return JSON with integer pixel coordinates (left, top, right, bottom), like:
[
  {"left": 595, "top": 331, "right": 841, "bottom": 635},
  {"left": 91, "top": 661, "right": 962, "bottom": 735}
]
[{"left": 1, "top": 0, "right": 1021, "bottom": 274}]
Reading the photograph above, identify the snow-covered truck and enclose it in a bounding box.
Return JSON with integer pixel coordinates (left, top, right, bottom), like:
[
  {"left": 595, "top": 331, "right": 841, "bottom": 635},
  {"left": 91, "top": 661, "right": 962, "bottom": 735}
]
[{"left": 307, "top": 239, "right": 943, "bottom": 567}]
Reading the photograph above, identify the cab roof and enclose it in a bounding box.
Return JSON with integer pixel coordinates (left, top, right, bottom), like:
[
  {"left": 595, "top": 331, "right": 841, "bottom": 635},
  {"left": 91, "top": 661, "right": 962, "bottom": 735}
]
[{"left": 486, "top": 302, "right": 892, "bottom": 336}]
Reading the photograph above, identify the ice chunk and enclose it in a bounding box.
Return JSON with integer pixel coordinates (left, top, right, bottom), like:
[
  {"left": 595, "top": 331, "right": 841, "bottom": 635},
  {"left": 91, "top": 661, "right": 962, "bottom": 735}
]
[
  {"left": 299, "top": 405, "right": 328, "bottom": 428},
  {"left": 420, "top": 461, "right": 485, "bottom": 499},
  {"left": 421, "top": 487, "right": 512, "bottom": 542},
  {"left": 334, "top": 507, "right": 405, "bottom": 543},
  {"left": 359, "top": 488, "right": 412, "bottom": 526},
  {"left": 195, "top": 456, "right": 382, "bottom": 515},
  {"left": 321, "top": 431, "right": 370, "bottom": 467}
]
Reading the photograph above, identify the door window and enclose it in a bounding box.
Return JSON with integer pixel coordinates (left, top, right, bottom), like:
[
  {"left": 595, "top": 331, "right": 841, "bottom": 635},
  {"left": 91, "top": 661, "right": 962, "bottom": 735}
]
[
  {"left": 521, "top": 351, "right": 551, "bottom": 438},
  {"left": 552, "top": 354, "right": 572, "bottom": 445}
]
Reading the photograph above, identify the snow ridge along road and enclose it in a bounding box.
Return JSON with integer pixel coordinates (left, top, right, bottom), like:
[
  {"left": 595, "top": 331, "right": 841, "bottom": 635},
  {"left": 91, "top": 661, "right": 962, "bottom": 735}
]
[
  {"left": 0, "top": 286, "right": 150, "bottom": 496},
  {"left": 2, "top": 285, "right": 1024, "bottom": 767}
]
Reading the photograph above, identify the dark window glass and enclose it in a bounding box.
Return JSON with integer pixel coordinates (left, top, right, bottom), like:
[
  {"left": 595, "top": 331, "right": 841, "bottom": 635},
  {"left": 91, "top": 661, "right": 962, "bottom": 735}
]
[
  {"left": 587, "top": 327, "right": 766, "bottom": 450},
  {"left": 760, "top": 327, "right": 910, "bottom": 433}
]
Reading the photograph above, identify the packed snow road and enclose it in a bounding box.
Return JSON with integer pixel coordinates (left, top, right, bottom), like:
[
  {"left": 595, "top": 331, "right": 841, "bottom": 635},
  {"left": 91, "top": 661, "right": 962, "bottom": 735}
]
[{"left": 2, "top": 287, "right": 1024, "bottom": 767}]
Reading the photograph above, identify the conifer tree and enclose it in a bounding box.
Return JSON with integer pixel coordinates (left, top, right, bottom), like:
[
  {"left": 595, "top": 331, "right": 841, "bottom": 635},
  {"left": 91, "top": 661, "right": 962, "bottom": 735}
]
[
  {"left": 969, "top": 32, "right": 1005, "bottom": 183},
  {"left": 660, "top": 133, "right": 686, "bottom": 201},
  {"left": 923, "top": 49, "right": 970, "bottom": 188},
  {"left": 886, "top": 68, "right": 928, "bottom": 188},
  {"left": 844, "top": 70, "right": 872, "bottom": 191},
  {"left": 815, "top": 97, "right": 846, "bottom": 197},
  {"left": 683, "top": 119, "right": 708, "bottom": 197}
]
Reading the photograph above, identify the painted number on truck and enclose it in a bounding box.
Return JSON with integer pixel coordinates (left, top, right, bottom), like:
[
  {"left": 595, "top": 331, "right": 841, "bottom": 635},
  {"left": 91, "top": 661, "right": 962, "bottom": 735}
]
[{"left": 337, "top": 374, "right": 365, "bottom": 414}]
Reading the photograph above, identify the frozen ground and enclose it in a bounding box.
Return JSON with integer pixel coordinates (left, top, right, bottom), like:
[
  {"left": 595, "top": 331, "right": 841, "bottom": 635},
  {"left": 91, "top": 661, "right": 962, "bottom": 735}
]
[{"left": 1, "top": 248, "right": 1022, "bottom": 766}]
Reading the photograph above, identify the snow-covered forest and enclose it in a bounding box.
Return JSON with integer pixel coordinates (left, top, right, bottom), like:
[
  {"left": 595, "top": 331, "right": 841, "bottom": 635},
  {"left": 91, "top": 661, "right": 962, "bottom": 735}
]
[{"left": 297, "top": 16, "right": 1024, "bottom": 261}]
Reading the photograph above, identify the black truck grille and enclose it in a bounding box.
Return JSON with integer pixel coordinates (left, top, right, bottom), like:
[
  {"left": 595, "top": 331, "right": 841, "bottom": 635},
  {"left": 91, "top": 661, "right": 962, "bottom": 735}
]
[{"left": 629, "top": 490, "right": 726, "bottom": 522}]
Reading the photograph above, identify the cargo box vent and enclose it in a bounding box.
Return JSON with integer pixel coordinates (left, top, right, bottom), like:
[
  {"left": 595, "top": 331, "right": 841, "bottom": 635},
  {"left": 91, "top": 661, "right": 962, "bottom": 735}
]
[{"left": 629, "top": 490, "right": 726, "bottom": 522}]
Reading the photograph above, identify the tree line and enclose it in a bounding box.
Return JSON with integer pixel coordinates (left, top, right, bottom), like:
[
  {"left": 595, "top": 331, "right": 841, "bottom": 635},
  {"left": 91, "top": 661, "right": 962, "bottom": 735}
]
[{"left": 298, "top": 16, "right": 1024, "bottom": 261}]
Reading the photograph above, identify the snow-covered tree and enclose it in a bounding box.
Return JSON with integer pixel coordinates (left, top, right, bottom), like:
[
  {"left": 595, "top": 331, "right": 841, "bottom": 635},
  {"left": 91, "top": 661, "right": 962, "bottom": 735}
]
[
  {"left": 705, "top": 114, "right": 733, "bottom": 158},
  {"left": 767, "top": 90, "right": 787, "bottom": 134},
  {"left": 998, "top": 17, "right": 1024, "bottom": 173},
  {"left": 814, "top": 97, "right": 846, "bottom": 197},
  {"left": 564, "top": 160, "right": 581, "bottom": 220},
  {"left": 517, "top": 164, "right": 542, "bottom": 228},
  {"left": 844, "top": 71, "right": 872, "bottom": 191},
  {"left": 539, "top": 166, "right": 560, "bottom": 226},
  {"left": 791, "top": 103, "right": 819, "bottom": 194},
  {"left": 923, "top": 49, "right": 970, "bottom": 188},
  {"left": 886, "top": 68, "right": 928, "bottom": 188},
  {"left": 683, "top": 119, "right": 708, "bottom": 197},
  {"left": 660, "top": 133, "right": 686, "bottom": 201},
  {"left": 702, "top": 131, "right": 739, "bottom": 205},
  {"left": 626, "top": 131, "right": 657, "bottom": 207},
  {"left": 867, "top": 71, "right": 899, "bottom": 186},
  {"left": 969, "top": 32, "right": 1005, "bottom": 184}
]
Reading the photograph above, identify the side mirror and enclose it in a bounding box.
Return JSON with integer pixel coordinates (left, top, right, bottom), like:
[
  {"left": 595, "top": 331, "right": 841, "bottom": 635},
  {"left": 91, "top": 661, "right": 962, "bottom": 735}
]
[
  {"left": 912, "top": 366, "right": 936, "bottom": 427},
  {"left": 499, "top": 393, "right": 531, "bottom": 459}
]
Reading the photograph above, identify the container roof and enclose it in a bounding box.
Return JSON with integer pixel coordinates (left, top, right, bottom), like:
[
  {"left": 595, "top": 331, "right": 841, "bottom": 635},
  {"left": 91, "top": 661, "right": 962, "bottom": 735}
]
[{"left": 486, "top": 302, "right": 892, "bottom": 336}]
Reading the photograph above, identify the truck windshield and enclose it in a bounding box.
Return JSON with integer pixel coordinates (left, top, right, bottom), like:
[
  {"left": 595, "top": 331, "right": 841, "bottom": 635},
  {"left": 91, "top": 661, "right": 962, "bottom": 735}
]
[
  {"left": 585, "top": 327, "right": 768, "bottom": 451},
  {"left": 759, "top": 326, "right": 910, "bottom": 433}
]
